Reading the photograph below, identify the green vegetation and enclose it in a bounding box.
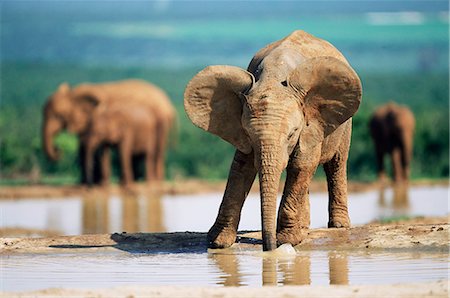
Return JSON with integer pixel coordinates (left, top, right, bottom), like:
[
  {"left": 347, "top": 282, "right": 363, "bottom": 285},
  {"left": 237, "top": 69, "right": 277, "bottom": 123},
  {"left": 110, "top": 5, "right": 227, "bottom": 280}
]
[{"left": 0, "top": 63, "right": 448, "bottom": 184}]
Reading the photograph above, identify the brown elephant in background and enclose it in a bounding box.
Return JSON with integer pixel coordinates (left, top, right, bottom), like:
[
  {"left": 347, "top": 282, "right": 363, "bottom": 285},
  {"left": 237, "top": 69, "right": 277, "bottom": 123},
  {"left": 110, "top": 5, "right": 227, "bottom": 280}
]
[
  {"left": 369, "top": 102, "right": 415, "bottom": 183},
  {"left": 184, "top": 30, "right": 362, "bottom": 251},
  {"left": 43, "top": 80, "right": 176, "bottom": 185},
  {"left": 82, "top": 98, "right": 163, "bottom": 186}
]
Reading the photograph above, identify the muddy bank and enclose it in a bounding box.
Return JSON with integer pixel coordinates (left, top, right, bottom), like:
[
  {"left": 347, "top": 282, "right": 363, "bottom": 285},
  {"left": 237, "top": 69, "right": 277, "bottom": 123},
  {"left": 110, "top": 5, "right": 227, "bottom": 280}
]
[
  {"left": 2, "top": 217, "right": 448, "bottom": 254},
  {"left": 0, "top": 178, "right": 448, "bottom": 199}
]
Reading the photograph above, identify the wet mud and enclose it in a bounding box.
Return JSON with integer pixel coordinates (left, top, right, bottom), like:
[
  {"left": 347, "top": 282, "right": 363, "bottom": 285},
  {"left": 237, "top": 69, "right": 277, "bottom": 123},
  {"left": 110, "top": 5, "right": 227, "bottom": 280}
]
[{"left": 2, "top": 217, "right": 448, "bottom": 254}]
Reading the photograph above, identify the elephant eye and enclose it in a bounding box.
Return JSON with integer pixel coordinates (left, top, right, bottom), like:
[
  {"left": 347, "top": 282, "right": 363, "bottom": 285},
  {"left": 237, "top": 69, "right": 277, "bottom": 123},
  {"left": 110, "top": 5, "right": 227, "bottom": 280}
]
[
  {"left": 288, "top": 128, "right": 298, "bottom": 139},
  {"left": 281, "top": 80, "right": 288, "bottom": 87}
]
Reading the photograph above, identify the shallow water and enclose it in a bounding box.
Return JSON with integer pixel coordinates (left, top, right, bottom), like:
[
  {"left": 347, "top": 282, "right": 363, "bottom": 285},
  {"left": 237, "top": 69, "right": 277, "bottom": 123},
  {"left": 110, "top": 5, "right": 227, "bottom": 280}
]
[
  {"left": 0, "top": 185, "right": 448, "bottom": 235},
  {"left": 1, "top": 249, "right": 448, "bottom": 291},
  {"left": 1, "top": 186, "right": 448, "bottom": 291}
]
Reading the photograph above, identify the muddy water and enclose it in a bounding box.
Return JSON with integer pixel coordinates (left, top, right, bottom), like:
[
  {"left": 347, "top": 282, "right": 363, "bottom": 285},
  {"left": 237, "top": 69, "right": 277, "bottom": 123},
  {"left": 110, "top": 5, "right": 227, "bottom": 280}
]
[
  {"left": 1, "top": 249, "right": 448, "bottom": 291},
  {"left": 0, "top": 186, "right": 448, "bottom": 235}
]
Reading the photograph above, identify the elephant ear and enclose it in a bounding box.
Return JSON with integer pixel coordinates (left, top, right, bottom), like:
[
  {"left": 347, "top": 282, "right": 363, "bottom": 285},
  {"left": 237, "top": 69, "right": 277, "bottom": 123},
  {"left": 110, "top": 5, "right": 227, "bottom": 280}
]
[
  {"left": 184, "top": 65, "right": 255, "bottom": 154},
  {"left": 288, "top": 56, "right": 362, "bottom": 152},
  {"left": 71, "top": 84, "right": 107, "bottom": 110},
  {"left": 57, "top": 82, "right": 70, "bottom": 94}
]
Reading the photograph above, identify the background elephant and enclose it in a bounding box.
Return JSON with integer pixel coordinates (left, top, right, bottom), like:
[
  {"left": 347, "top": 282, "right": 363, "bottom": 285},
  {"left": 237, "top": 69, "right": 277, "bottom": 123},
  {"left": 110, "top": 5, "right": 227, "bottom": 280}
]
[
  {"left": 369, "top": 102, "right": 415, "bottom": 183},
  {"left": 82, "top": 99, "right": 157, "bottom": 186},
  {"left": 184, "top": 30, "right": 362, "bottom": 251},
  {"left": 43, "top": 79, "right": 176, "bottom": 185}
]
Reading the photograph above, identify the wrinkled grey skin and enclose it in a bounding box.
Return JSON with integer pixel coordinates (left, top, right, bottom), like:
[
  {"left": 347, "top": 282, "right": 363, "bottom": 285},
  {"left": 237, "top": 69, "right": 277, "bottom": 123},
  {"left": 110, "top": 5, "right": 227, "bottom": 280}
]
[{"left": 184, "top": 30, "right": 362, "bottom": 251}]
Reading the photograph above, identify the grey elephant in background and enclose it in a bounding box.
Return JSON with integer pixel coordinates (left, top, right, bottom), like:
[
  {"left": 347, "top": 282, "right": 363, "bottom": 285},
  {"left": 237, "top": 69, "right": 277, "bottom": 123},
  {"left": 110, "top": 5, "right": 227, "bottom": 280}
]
[
  {"left": 184, "top": 30, "right": 362, "bottom": 251},
  {"left": 43, "top": 80, "right": 176, "bottom": 185},
  {"left": 369, "top": 102, "right": 415, "bottom": 183}
]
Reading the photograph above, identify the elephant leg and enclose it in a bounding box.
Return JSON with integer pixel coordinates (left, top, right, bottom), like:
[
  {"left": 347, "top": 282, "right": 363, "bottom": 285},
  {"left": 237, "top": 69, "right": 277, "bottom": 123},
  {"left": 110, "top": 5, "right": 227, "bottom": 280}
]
[
  {"left": 400, "top": 142, "right": 411, "bottom": 182},
  {"left": 391, "top": 147, "right": 403, "bottom": 183},
  {"left": 208, "top": 149, "right": 257, "bottom": 248},
  {"left": 119, "top": 137, "right": 133, "bottom": 186},
  {"left": 324, "top": 152, "right": 350, "bottom": 228},
  {"left": 276, "top": 164, "right": 315, "bottom": 246},
  {"left": 100, "top": 146, "right": 111, "bottom": 186}
]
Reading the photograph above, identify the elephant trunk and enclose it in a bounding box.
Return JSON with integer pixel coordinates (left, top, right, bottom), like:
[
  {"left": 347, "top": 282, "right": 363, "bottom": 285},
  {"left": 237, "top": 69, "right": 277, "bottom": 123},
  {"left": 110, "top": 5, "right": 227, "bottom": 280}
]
[
  {"left": 43, "top": 115, "right": 63, "bottom": 161},
  {"left": 258, "top": 142, "right": 283, "bottom": 251}
]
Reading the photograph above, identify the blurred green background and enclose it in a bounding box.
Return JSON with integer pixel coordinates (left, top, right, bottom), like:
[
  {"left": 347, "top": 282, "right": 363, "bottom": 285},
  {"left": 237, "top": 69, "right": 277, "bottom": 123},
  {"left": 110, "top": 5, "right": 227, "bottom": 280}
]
[{"left": 0, "top": 1, "right": 448, "bottom": 184}]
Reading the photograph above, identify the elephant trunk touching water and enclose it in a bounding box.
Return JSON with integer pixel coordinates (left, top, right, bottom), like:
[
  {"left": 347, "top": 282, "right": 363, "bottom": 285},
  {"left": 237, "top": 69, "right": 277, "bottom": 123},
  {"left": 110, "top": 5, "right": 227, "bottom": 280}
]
[
  {"left": 185, "top": 30, "right": 362, "bottom": 251},
  {"left": 258, "top": 146, "right": 284, "bottom": 250}
]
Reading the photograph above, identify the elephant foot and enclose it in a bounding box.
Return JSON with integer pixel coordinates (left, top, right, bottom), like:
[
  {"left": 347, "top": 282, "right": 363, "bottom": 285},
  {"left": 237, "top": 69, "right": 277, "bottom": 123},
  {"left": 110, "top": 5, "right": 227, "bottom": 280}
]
[
  {"left": 277, "top": 228, "right": 308, "bottom": 247},
  {"left": 328, "top": 216, "right": 350, "bottom": 228},
  {"left": 207, "top": 224, "right": 237, "bottom": 249}
]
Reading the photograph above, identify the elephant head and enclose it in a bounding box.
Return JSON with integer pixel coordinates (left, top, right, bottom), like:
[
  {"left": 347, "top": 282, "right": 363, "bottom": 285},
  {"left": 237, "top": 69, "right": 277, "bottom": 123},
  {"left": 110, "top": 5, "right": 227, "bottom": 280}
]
[
  {"left": 185, "top": 57, "right": 361, "bottom": 250},
  {"left": 43, "top": 82, "right": 104, "bottom": 161}
]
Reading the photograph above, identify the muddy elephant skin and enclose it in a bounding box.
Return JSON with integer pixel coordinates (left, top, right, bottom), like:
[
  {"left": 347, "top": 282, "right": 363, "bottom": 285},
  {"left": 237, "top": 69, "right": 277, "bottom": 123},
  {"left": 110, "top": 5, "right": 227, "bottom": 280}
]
[
  {"left": 184, "top": 30, "right": 362, "bottom": 251},
  {"left": 43, "top": 80, "right": 176, "bottom": 185},
  {"left": 369, "top": 102, "right": 415, "bottom": 183}
]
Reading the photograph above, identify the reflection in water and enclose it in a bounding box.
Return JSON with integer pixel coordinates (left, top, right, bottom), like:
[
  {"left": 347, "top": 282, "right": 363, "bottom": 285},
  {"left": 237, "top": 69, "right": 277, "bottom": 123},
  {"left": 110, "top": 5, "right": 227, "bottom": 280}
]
[
  {"left": 281, "top": 255, "right": 311, "bottom": 285},
  {"left": 209, "top": 253, "right": 242, "bottom": 286},
  {"left": 1, "top": 185, "right": 447, "bottom": 236},
  {"left": 392, "top": 184, "right": 409, "bottom": 210},
  {"left": 378, "top": 183, "right": 410, "bottom": 217},
  {"left": 328, "top": 251, "right": 349, "bottom": 285},
  {"left": 262, "top": 257, "right": 277, "bottom": 286},
  {"left": 3, "top": 249, "right": 448, "bottom": 291},
  {"left": 81, "top": 191, "right": 165, "bottom": 234},
  {"left": 82, "top": 192, "right": 109, "bottom": 234},
  {"left": 212, "top": 251, "right": 348, "bottom": 286}
]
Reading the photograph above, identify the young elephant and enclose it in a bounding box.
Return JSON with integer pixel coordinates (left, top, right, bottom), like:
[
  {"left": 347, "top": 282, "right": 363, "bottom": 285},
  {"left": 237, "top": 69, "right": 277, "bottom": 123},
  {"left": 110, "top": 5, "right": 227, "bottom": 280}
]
[
  {"left": 369, "top": 102, "right": 415, "bottom": 183},
  {"left": 184, "top": 30, "right": 362, "bottom": 251},
  {"left": 82, "top": 100, "right": 158, "bottom": 186}
]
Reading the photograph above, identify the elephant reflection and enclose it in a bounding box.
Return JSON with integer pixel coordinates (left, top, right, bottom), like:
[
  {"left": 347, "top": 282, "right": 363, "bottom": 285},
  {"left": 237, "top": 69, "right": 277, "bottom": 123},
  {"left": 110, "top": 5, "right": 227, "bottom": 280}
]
[
  {"left": 121, "top": 192, "right": 165, "bottom": 233},
  {"left": 81, "top": 191, "right": 165, "bottom": 234},
  {"left": 378, "top": 183, "right": 410, "bottom": 216},
  {"left": 43, "top": 80, "right": 176, "bottom": 186},
  {"left": 328, "top": 251, "right": 349, "bottom": 285},
  {"left": 269, "top": 254, "right": 311, "bottom": 286},
  {"left": 369, "top": 102, "right": 415, "bottom": 184},
  {"left": 262, "top": 252, "right": 348, "bottom": 286},
  {"left": 208, "top": 253, "right": 243, "bottom": 286},
  {"left": 210, "top": 250, "right": 348, "bottom": 286},
  {"left": 82, "top": 191, "right": 110, "bottom": 234}
]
